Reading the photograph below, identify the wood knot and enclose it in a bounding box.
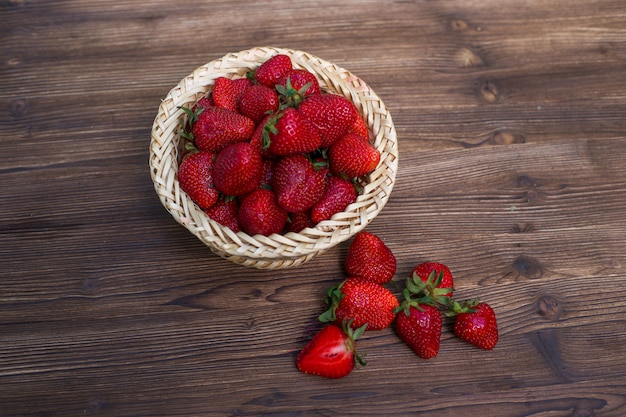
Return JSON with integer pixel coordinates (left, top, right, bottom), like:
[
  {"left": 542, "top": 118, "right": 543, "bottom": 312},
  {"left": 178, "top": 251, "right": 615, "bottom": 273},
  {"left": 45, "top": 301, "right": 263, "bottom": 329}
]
[
  {"left": 510, "top": 223, "right": 535, "bottom": 233},
  {"left": 535, "top": 295, "right": 563, "bottom": 321},
  {"left": 490, "top": 130, "right": 525, "bottom": 145},
  {"left": 513, "top": 255, "right": 543, "bottom": 279},
  {"left": 449, "top": 18, "right": 469, "bottom": 32},
  {"left": 8, "top": 98, "right": 29, "bottom": 118},
  {"left": 457, "top": 47, "right": 486, "bottom": 68},
  {"left": 479, "top": 80, "right": 499, "bottom": 103}
]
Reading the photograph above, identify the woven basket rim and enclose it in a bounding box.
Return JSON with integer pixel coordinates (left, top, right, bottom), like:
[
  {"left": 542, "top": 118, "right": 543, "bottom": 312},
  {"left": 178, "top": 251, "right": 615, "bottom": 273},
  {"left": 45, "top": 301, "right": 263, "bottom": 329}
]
[{"left": 149, "top": 46, "right": 398, "bottom": 269}]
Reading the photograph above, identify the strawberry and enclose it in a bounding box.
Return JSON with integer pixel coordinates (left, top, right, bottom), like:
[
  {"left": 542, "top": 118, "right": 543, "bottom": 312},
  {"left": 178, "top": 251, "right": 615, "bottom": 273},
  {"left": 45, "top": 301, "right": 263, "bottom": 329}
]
[
  {"left": 178, "top": 151, "right": 219, "bottom": 209},
  {"left": 319, "top": 277, "right": 399, "bottom": 331},
  {"left": 237, "top": 84, "right": 279, "bottom": 124},
  {"left": 411, "top": 262, "right": 455, "bottom": 299},
  {"left": 394, "top": 294, "right": 443, "bottom": 359},
  {"left": 276, "top": 69, "right": 321, "bottom": 107},
  {"left": 298, "top": 93, "right": 359, "bottom": 147},
  {"left": 328, "top": 132, "right": 380, "bottom": 179},
  {"left": 347, "top": 114, "right": 369, "bottom": 140},
  {"left": 263, "top": 108, "right": 322, "bottom": 156},
  {"left": 310, "top": 176, "right": 357, "bottom": 223},
  {"left": 296, "top": 321, "right": 366, "bottom": 379},
  {"left": 211, "top": 77, "right": 253, "bottom": 112},
  {"left": 285, "top": 210, "right": 316, "bottom": 233},
  {"left": 212, "top": 142, "right": 263, "bottom": 196},
  {"left": 344, "top": 231, "right": 396, "bottom": 285},
  {"left": 449, "top": 300, "right": 498, "bottom": 350},
  {"left": 271, "top": 154, "right": 326, "bottom": 213},
  {"left": 238, "top": 189, "right": 288, "bottom": 236},
  {"left": 249, "top": 115, "right": 276, "bottom": 160},
  {"left": 193, "top": 106, "right": 255, "bottom": 153},
  {"left": 254, "top": 54, "right": 292, "bottom": 88},
  {"left": 204, "top": 197, "right": 241, "bottom": 233}
]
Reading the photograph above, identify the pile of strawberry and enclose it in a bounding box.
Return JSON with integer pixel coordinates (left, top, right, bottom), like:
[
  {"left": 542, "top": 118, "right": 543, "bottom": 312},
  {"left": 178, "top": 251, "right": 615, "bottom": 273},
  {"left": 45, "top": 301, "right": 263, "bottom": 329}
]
[
  {"left": 296, "top": 231, "right": 499, "bottom": 379},
  {"left": 177, "top": 54, "right": 381, "bottom": 236}
]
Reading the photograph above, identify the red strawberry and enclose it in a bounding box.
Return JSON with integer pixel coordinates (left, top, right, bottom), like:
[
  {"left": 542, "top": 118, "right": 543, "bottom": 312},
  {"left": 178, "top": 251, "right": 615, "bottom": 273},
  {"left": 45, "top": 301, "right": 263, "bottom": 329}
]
[
  {"left": 271, "top": 154, "right": 326, "bottom": 213},
  {"left": 212, "top": 142, "right": 263, "bottom": 196},
  {"left": 286, "top": 210, "right": 316, "bottom": 233},
  {"left": 238, "top": 84, "right": 279, "bottom": 124},
  {"left": 212, "top": 77, "right": 253, "bottom": 112},
  {"left": 178, "top": 151, "right": 219, "bottom": 209},
  {"left": 249, "top": 115, "right": 276, "bottom": 160},
  {"left": 319, "top": 277, "right": 399, "bottom": 331},
  {"left": 347, "top": 114, "right": 369, "bottom": 140},
  {"left": 254, "top": 54, "right": 292, "bottom": 88},
  {"left": 449, "top": 300, "right": 499, "bottom": 350},
  {"left": 298, "top": 94, "right": 359, "bottom": 147},
  {"left": 204, "top": 197, "right": 241, "bottom": 233},
  {"left": 296, "top": 321, "right": 366, "bottom": 379},
  {"left": 395, "top": 295, "right": 442, "bottom": 359},
  {"left": 310, "top": 176, "right": 357, "bottom": 223},
  {"left": 193, "top": 106, "right": 255, "bottom": 153},
  {"left": 411, "top": 262, "right": 455, "bottom": 299},
  {"left": 344, "top": 231, "right": 396, "bottom": 285},
  {"left": 264, "top": 108, "right": 322, "bottom": 156},
  {"left": 238, "top": 189, "right": 288, "bottom": 236},
  {"left": 276, "top": 69, "right": 321, "bottom": 107},
  {"left": 328, "top": 133, "right": 380, "bottom": 179}
]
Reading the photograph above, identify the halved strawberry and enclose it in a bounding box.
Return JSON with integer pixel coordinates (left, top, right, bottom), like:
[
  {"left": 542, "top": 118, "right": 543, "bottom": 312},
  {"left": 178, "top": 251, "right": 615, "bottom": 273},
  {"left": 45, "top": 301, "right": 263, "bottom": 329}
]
[{"left": 296, "top": 320, "right": 366, "bottom": 379}]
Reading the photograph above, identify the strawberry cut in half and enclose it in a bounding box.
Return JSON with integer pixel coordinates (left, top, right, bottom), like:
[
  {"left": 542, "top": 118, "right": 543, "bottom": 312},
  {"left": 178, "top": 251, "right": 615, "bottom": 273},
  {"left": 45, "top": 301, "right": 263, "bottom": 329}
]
[{"left": 296, "top": 319, "right": 366, "bottom": 379}]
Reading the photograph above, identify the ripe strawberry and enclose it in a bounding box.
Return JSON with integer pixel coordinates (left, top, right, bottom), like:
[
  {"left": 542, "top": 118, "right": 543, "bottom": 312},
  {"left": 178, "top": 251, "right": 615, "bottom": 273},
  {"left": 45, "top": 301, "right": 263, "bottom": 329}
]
[
  {"left": 296, "top": 321, "right": 366, "bottom": 379},
  {"left": 204, "top": 197, "right": 241, "bottom": 233},
  {"left": 328, "top": 133, "right": 380, "bottom": 179},
  {"left": 276, "top": 69, "right": 321, "bottom": 107},
  {"left": 319, "top": 277, "right": 399, "bottom": 331},
  {"left": 238, "top": 84, "right": 279, "bottom": 124},
  {"left": 411, "top": 262, "right": 455, "bottom": 299},
  {"left": 238, "top": 189, "right": 288, "bottom": 236},
  {"left": 395, "top": 294, "right": 443, "bottom": 359},
  {"left": 193, "top": 106, "right": 255, "bottom": 153},
  {"left": 298, "top": 93, "right": 359, "bottom": 147},
  {"left": 254, "top": 54, "right": 292, "bottom": 88},
  {"left": 212, "top": 77, "right": 253, "bottom": 112},
  {"left": 212, "top": 142, "right": 263, "bottom": 196},
  {"left": 344, "top": 231, "right": 396, "bottom": 285},
  {"left": 263, "top": 108, "right": 322, "bottom": 156},
  {"left": 271, "top": 154, "right": 326, "bottom": 213},
  {"left": 286, "top": 210, "right": 316, "bottom": 233},
  {"left": 178, "top": 151, "right": 219, "bottom": 209},
  {"left": 449, "top": 300, "right": 498, "bottom": 350},
  {"left": 347, "top": 114, "right": 369, "bottom": 140},
  {"left": 310, "top": 176, "right": 357, "bottom": 223}
]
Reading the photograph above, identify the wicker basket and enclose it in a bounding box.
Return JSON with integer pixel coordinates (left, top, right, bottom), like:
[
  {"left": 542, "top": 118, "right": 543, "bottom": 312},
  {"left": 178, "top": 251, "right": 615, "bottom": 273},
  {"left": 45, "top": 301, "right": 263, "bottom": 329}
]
[{"left": 150, "top": 47, "right": 398, "bottom": 269}]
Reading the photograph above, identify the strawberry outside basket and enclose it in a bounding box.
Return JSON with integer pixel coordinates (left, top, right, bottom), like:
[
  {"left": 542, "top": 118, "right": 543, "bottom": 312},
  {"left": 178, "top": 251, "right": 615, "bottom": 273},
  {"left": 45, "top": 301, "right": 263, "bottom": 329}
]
[{"left": 149, "top": 46, "right": 398, "bottom": 269}]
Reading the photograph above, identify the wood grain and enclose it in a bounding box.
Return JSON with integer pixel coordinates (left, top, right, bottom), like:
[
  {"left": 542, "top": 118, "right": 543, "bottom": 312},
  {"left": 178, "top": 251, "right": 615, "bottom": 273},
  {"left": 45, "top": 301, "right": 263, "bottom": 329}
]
[{"left": 1, "top": 0, "right": 626, "bottom": 416}]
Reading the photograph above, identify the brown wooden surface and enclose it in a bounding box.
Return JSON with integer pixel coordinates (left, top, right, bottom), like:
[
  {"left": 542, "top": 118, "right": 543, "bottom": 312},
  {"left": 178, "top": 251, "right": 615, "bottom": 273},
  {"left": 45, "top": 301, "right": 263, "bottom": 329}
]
[{"left": 2, "top": 1, "right": 626, "bottom": 416}]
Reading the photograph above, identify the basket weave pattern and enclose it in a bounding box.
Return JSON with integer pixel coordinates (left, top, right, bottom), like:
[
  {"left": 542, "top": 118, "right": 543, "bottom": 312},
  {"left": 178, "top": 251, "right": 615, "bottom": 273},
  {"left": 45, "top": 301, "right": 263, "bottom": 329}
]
[{"left": 150, "top": 47, "right": 398, "bottom": 269}]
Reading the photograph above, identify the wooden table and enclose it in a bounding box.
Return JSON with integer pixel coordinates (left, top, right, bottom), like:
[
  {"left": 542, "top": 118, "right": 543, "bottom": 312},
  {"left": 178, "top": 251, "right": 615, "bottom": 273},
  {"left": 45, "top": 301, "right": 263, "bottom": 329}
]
[{"left": 2, "top": 1, "right": 625, "bottom": 416}]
